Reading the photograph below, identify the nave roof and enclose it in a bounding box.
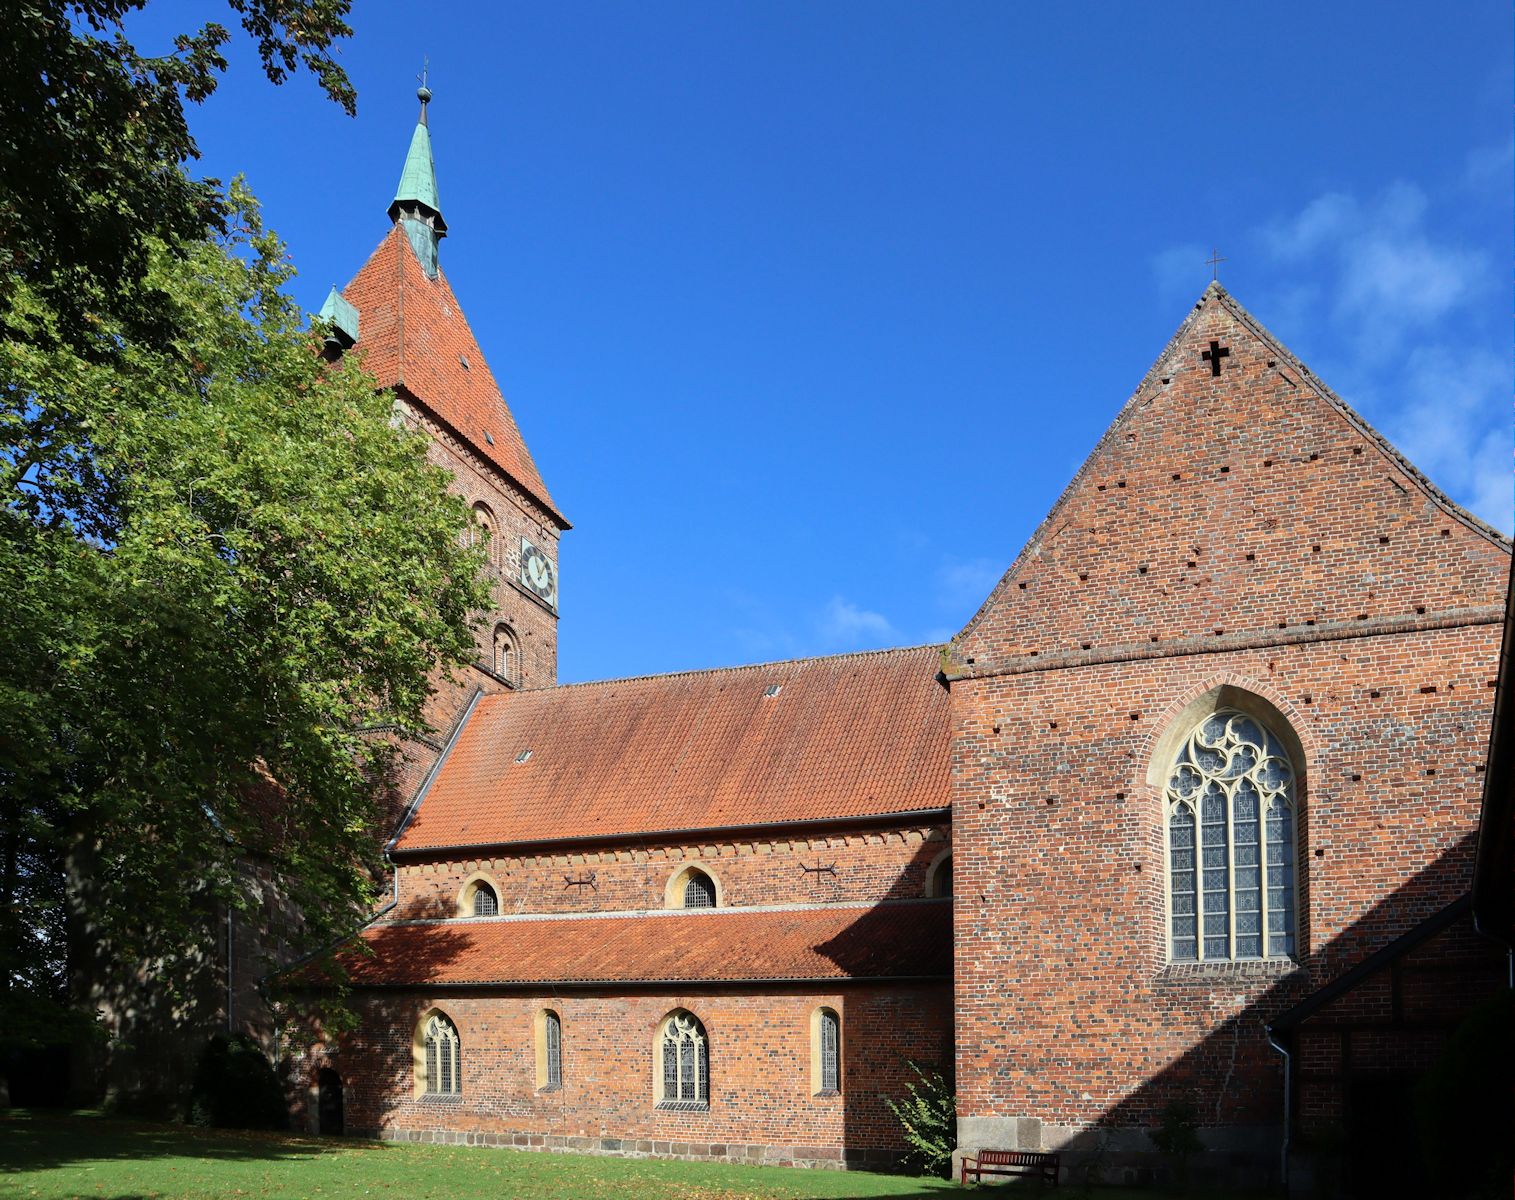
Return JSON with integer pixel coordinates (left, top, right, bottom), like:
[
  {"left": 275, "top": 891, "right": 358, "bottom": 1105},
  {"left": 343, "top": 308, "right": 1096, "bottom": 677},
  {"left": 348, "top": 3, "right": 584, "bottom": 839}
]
[{"left": 393, "top": 644, "right": 950, "bottom": 854}]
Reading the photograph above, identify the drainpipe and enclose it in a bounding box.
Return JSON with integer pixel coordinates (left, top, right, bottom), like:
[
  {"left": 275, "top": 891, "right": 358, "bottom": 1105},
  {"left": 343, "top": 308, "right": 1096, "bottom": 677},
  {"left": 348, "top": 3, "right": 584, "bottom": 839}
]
[
  {"left": 227, "top": 905, "right": 235, "bottom": 1033},
  {"left": 1266, "top": 1028, "right": 1292, "bottom": 1193}
]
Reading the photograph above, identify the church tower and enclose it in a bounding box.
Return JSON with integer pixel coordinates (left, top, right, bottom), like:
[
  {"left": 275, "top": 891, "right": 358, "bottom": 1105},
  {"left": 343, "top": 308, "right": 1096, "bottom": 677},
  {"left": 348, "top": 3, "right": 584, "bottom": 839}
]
[{"left": 327, "top": 87, "right": 569, "bottom": 749}]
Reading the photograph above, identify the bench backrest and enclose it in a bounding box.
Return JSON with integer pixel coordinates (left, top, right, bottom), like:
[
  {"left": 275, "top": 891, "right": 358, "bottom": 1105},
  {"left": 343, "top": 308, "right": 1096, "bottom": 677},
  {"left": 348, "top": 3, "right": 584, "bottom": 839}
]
[{"left": 979, "top": 1150, "right": 1055, "bottom": 1166}]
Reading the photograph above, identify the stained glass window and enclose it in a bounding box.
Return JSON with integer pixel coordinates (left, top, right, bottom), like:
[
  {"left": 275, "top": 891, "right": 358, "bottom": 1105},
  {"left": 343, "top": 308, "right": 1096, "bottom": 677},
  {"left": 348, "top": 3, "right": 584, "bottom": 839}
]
[
  {"left": 819, "top": 1009, "right": 840, "bottom": 1093},
  {"left": 422, "top": 1013, "right": 461, "bottom": 1095},
  {"left": 1165, "top": 707, "right": 1297, "bottom": 962},
  {"left": 544, "top": 1011, "right": 562, "bottom": 1088},
  {"left": 658, "top": 1011, "right": 708, "bottom": 1106}
]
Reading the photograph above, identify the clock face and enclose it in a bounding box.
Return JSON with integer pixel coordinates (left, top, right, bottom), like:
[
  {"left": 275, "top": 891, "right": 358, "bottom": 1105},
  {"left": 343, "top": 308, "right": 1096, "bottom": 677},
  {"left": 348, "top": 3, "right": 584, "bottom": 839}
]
[{"left": 519, "top": 538, "right": 557, "bottom": 608}]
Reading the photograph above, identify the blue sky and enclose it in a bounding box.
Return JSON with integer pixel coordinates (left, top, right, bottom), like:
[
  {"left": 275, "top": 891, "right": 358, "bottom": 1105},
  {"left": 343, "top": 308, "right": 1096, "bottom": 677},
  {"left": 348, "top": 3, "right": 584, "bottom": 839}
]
[{"left": 132, "top": 2, "right": 1511, "bottom": 682}]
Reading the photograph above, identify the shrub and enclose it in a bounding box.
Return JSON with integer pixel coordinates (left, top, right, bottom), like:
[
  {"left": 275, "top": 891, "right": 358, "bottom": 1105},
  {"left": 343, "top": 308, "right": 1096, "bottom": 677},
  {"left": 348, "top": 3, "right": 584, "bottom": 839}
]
[
  {"left": 885, "top": 1061, "right": 957, "bottom": 1178},
  {"left": 1150, "top": 1097, "right": 1203, "bottom": 1190},
  {"left": 187, "top": 1033, "right": 287, "bottom": 1130}
]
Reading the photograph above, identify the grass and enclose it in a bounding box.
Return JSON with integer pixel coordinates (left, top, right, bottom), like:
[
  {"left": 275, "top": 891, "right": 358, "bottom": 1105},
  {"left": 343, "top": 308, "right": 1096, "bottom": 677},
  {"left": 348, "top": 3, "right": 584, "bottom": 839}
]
[{"left": 0, "top": 1110, "right": 1264, "bottom": 1200}]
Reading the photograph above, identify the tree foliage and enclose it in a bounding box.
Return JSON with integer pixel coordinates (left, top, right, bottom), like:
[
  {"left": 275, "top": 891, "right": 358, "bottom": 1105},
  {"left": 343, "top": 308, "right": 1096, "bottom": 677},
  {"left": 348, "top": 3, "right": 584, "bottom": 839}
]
[
  {"left": 188, "top": 1033, "right": 288, "bottom": 1129},
  {"left": 0, "top": 185, "right": 490, "bottom": 1065},
  {"left": 0, "top": 0, "right": 354, "bottom": 358}
]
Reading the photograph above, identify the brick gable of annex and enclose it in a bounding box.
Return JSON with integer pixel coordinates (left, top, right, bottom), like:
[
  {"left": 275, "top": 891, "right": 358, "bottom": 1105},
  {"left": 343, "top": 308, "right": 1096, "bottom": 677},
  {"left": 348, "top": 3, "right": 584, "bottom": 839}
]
[
  {"left": 944, "top": 283, "right": 1509, "bottom": 1163},
  {"left": 948, "top": 285, "right": 1508, "bottom": 677}
]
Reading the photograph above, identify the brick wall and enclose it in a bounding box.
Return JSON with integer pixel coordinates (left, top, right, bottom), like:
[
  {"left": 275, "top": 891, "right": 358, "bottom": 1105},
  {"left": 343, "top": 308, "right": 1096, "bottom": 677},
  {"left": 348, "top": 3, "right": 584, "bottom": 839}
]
[
  {"left": 1293, "top": 910, "right": 1507, "bottom": 1131},
  {"left": 291, "top": 983, "right": 952, "bottom": 1166},
  {"left": 393, "top": 823, "right": 951, "bottom": 918},
  {"left": 945, "top": 286, "right": 1509, "bottom": 1175},
  {"left": 402, "top": 396, "right": 562, "bottom": 691}
]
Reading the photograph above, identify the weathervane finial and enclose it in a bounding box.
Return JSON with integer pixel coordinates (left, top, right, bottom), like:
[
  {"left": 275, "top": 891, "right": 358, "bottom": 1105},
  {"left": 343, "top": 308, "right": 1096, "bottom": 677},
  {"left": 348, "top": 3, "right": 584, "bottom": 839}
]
[{"left": 416, "top": 56, "right": 432, "bottom": 121}]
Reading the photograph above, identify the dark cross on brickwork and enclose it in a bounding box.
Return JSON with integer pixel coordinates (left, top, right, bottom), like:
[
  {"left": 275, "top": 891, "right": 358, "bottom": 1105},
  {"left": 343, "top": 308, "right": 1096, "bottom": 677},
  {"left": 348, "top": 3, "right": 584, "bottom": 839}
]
[
  {"left": 1201, "top": 339, "right": 1230, "bottom": 377},
  {"left": 1207, "top": 248, "right": 1226, "bottom": 280}
]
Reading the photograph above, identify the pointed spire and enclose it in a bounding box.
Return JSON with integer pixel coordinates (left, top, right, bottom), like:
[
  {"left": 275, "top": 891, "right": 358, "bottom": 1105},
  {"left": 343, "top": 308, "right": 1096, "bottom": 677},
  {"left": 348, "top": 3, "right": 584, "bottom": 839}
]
[{"left": 389, "top": 83, "right": 446, "bottom": 278}]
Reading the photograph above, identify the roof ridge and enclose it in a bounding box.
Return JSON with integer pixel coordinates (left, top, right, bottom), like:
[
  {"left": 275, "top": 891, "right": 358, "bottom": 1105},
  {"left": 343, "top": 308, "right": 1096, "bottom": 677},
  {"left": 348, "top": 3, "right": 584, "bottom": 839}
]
[{"left": 512, "top": 642, "right": 944, "bottom": 693}]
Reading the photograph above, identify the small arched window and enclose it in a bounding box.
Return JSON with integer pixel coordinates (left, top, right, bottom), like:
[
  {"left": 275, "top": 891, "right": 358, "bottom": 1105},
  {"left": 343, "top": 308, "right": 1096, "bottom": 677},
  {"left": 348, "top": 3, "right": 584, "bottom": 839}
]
[
  {"left": 926, "top": 850, "right": 952, "bottom": 899},
  {"left": 420, "top": 1012, "right": 462, "bottom": 1095},
  {"left": 657, "top": 1010, "right": 709, "bottom": 1108},
  {"left": 683, "top": 870, "right": 716, "bottom": 909},
  {"left": 470, "top": 502, "right": 496, "bottom": 563},
  {"left": 812, "top": 1007, "right": 841, "bottom": 1095},
  {"left": 1165, "top": 706, "right": 1298, "bottom": 962},
  {"left": 472, "top": 882, "right": 498, "bottom": 917},
  {"left": 494, "top": 624, "right": 519, "bottom": 687},
  {"left": 536, "top": 1009, "right": 562, "bottom": 1090}
]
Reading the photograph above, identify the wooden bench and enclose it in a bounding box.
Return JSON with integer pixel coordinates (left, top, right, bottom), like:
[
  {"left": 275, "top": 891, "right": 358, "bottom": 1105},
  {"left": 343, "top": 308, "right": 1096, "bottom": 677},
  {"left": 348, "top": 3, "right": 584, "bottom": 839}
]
[{"left": 960, "top": 1148, "right": 1060, "bottom": 1187}]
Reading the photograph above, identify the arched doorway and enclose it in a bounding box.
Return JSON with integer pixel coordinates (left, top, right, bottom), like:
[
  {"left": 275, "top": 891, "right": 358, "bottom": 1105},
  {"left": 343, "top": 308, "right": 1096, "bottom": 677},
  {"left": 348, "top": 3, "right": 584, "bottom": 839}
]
[{"left": 317, "top": 1068, "right": 344, "bottom": 1136}]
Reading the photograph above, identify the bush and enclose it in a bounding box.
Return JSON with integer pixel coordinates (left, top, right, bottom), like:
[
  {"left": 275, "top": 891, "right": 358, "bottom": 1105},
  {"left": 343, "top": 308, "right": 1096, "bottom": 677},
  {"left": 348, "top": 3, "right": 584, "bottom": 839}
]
[
  {"left": 187, "top": 1033, "right": 287, "bottom": 1130},
  {"left": 885, "top": 1061, "right": 957, "bottom": 1178},
  {"left": 1150, "top": 1097, "right": 1202, "bottom": 1190}
]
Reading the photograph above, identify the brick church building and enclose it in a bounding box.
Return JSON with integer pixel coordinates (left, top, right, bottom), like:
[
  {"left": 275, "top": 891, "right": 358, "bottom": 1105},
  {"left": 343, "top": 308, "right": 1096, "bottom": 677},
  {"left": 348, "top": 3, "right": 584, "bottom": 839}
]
[{"left": 287, "top": 93, "right": 1512, "bottom": 1191}]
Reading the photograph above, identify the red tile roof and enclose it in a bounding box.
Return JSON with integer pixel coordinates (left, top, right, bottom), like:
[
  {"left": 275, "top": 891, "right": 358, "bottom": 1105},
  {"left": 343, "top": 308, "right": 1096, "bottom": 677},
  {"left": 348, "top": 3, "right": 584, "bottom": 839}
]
[
  {"left": 342, "top": 225, "right": 566, "bottom": 526},
  {"left": 394, "top": 645, "right": 950, "bottom": 853},
  {"left": 337, "top": 901, "right": 951, "bottom": 987}
]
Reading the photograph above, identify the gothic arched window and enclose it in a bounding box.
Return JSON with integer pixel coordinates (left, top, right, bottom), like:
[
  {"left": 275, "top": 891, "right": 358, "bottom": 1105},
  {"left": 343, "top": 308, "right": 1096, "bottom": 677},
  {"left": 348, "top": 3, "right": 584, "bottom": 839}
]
[
  {"left": 1165, "top": 707, "right": 1297, "bottom": 962},
  {"left": 656, "top": 1010, "right": 709, "bottom": 1108},
  {"left": 420, "top": 1011, "right": 462, "bottom": 1095}
]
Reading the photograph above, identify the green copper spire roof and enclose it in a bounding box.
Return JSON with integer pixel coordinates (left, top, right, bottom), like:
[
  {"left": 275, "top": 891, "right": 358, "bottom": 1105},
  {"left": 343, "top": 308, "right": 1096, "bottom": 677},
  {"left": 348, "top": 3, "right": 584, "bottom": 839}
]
[{"left": 388, "top": 86, "right": 447, "bottom": 234}]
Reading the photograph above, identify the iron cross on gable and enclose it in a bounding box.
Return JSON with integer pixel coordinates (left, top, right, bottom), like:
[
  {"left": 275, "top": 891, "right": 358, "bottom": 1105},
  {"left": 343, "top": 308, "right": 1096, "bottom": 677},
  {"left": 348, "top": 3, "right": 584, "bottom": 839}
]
[{"left": 1201, "top": 340, "right": 1230, "bottom": 377}]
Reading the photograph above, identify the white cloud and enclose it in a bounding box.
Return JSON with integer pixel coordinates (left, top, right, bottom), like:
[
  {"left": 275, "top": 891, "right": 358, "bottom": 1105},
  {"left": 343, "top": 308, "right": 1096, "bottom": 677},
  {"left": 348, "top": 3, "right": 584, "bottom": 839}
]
[
  {"left": 936, "top": 556, "right": 1004, "bottom": 612},
  {"left": 1463, "top": 138, "right": 1514, "bottom": 193},
  {"left": 817, "top": 596, "right": 898, "bottom": 648},
  {"left": 1151, "top": 242, "right": 1209, "bottom": 303},
  {"left": 1250, "top": 182, "right": 1509, "bottom": 534},
  {"left": 1260, "top": 191, "right": 1359, "bottom": 261},
  {"left": 1259, "top": 183, "right": 1490, "bottom": 363},
  {"left": 1386, "top": 345, "right": 1512, "bottom": 533}
]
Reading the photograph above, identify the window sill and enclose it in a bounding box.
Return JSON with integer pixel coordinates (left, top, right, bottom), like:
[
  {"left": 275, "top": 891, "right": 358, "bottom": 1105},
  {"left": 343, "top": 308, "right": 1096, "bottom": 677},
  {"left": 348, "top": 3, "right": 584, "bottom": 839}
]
[
  {"left": 1154, "top": 958, "right": 1304, "bottom": 987},
  {"left": 655, "top": 1100, "right": 710, "bottom": 1113},
  {"left": 535, "top": 1084, "right": 561, "bottom": 1095},
  {"left": 417, "top": 1091, "right": 463, "bottom": 1103},
  {"left": 812, "top": 1089, "right": 841, "bottom": 1099}
]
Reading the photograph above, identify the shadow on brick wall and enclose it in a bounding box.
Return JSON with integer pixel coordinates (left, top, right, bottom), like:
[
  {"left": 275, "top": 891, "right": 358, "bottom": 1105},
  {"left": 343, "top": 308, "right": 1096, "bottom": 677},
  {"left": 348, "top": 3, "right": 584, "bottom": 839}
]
[{"left": 1043, "top": 830, "right": 1507, "bottom": 1196}]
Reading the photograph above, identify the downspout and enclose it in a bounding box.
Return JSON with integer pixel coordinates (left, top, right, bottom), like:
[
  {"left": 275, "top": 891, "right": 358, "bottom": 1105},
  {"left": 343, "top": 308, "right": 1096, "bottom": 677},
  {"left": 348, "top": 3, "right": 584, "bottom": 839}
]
[
  {"left": 227, "top": 905, "right": 235, "bottom": 1033},
  {"left": 1266, "top": 1027, "right": 1292, "bottom": 1193}
]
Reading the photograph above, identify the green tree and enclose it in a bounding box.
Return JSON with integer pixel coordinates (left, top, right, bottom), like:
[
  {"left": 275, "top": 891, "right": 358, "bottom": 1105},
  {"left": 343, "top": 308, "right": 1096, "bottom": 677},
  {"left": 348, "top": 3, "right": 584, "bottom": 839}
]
[
  {"left": 0, "top": 185, "right": 490, "bottom": 1096},
  {"left": 0, "top": 0, "right": 355, "bottom": 358}
]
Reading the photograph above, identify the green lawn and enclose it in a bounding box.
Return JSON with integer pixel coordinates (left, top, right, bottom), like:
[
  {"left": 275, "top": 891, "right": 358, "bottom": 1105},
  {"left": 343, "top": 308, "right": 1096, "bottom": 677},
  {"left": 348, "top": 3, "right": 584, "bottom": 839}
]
[{"left": 0, "top": 1111, "right": 1259, "bottom": 1200}]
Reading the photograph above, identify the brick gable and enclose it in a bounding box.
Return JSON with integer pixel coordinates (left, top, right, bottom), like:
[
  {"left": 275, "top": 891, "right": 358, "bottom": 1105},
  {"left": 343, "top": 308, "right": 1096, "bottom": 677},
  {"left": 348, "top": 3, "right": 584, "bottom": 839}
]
[{"left": 948, "top": 283, "right": 1509, "bottom": 677}]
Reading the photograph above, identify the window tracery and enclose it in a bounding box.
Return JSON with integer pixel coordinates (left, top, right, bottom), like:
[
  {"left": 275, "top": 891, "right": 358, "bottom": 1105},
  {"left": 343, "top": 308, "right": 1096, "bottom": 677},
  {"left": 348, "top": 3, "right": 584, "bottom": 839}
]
[
  {"left": 657, "top": 1010, "right": 708, "bottom": 1107},
  {"left": 1166, "top": 707, "right": 1297, "bottom": 961},
  {"left": 421, "top": 1012, "right": 462, "bottom": 1095}
]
